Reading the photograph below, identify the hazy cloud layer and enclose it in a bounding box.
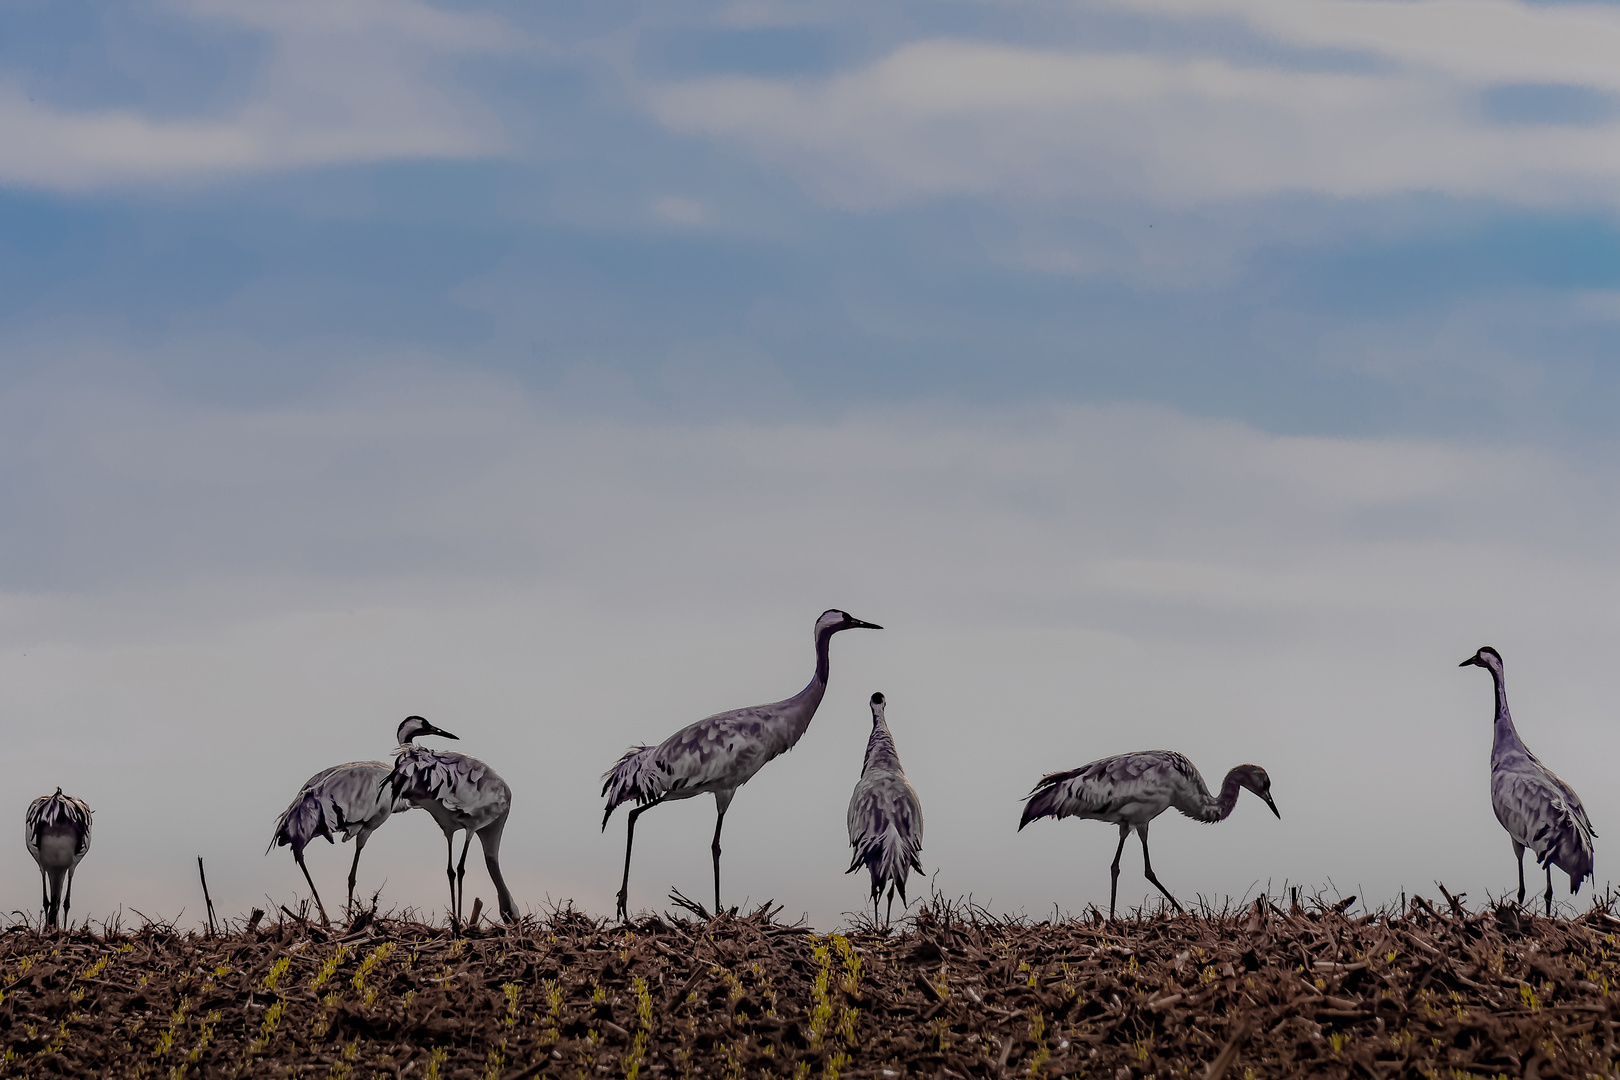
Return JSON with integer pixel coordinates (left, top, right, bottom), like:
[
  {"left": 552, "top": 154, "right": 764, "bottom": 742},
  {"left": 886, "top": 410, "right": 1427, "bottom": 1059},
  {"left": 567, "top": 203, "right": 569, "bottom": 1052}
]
[
  {"left": 0, "top": 0, "right": 518, "bottom": 189},
  {"left": 3, "top": 367, "right": 1616, "bottom": 929},
  {"left": 652, "top": 2, "right": 1620, "bottom": 209}
]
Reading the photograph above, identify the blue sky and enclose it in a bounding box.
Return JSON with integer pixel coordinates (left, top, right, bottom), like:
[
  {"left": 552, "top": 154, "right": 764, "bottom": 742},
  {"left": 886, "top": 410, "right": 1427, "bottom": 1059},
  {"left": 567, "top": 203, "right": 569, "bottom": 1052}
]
[{"left": 5, "top": 0, "right": 1620, "bottom": 928}]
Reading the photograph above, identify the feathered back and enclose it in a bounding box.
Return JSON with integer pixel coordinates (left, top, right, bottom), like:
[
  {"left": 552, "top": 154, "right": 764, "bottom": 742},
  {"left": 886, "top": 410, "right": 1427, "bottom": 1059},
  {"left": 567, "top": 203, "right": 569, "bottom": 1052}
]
[
  {"left": 386, "top": 744, "right": 510, "bottom": 817},
  {"left": 25, "top": 788, "right": 93, "bottom": 859},
  {"left": 269, "top": 762, "right": 404, "bottom": 855}
]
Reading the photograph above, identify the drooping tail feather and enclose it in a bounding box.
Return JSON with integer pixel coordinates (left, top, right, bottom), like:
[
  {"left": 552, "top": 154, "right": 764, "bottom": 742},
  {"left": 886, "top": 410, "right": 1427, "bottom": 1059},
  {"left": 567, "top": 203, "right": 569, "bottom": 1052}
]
[
  {"left": 601, "top": 745, "right": 659, "bottom": 830},
  {"left": 268, "top": 789, "right": 334, "bottom": 856},
  {"left": 1018, "top": 768, "right": 1080, "bottom": 831},
  {"left": 846, "top": 825, "right": 924, "bottom": 901},
  {"left": 1534, "top": 798, "right": 1596, "bottom": 894}
]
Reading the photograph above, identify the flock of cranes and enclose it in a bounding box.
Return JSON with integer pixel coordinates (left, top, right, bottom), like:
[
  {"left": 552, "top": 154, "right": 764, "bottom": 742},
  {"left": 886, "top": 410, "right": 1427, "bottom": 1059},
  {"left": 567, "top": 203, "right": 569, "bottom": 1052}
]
[{"left": 21, "top": 612, "right": 1602, "bottom": 930}]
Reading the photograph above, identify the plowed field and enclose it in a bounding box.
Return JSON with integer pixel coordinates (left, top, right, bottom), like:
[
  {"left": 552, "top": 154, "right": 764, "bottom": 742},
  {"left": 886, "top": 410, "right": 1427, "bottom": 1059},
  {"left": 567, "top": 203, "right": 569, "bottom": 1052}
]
[{"left": 3, "top": 894, "right": 1618, "bottom": 1078}]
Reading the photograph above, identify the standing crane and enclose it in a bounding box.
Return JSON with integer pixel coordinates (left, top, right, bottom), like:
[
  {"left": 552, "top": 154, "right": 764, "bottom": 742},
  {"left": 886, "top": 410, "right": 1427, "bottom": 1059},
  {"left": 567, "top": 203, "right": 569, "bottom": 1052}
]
[
  {"left": 846, "top": 692, "right": 924, "bottom": 927},
  {"left": 382, "top": 715, "right": 518, "bottom": 925},
  {"left": 602, "top": 608, "right": 883, "bottom": 920},
  {"left": 1018, "top": 751, "right": 1279, "bottom": 919},
  {"left": 1461, "top": 646, "right": 1595, "bottom": 915},
  {"left": 25, "top": 788, "right": 93, "bottom": 930},
  {"left": 269, "top": 760, "right": 413, "bottom": 924}
]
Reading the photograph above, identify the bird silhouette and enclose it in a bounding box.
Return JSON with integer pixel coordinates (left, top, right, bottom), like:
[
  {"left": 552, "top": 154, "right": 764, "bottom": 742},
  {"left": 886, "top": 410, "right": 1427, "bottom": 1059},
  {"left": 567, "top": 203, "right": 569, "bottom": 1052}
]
[
  {"left": 846, "top": 692, "right": 924, "bottom": 927},
  {"left": 269, "top": 761, "right": 412, "bottom": 924},
  {"left": 602, "top": 608, "right": 882, "bottom": 920},
  {"left": 26, "top": 788, "right": 93, "bottom": 930},
  {"left": 1019, "top": 750, "right": 1278, "bottom": 919},
  {"left": 383, "top": 716, "right": 518, "bottom": 925},
  {"left": 1461, "top": 646, "right": 1595, "bottom": 915}
]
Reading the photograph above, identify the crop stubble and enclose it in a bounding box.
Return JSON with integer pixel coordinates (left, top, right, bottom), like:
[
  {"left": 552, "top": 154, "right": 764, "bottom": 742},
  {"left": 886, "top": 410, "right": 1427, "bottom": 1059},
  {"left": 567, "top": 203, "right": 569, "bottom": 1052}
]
[{"left": 1, "top": 895, "right": 1618, "bottom": 1078}]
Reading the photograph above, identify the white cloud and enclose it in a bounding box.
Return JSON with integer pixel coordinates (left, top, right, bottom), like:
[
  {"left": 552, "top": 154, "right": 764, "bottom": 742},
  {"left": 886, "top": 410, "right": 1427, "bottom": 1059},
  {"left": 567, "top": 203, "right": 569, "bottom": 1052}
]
[
  {"left": 0, "top": 0, "right": 523, "bottom": 190},
  {"left": 650, "top": 2, "right": 1620, "bottom": 209},
  {"left": 1, "top": 364, "right": 1617, "bottom": 928}
]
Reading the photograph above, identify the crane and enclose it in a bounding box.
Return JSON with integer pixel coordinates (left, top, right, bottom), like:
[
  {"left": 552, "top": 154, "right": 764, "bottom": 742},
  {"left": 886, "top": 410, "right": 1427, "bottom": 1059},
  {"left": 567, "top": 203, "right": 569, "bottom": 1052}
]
[
  {"left": 1461, "top": 646, "right": 1595, "bottom": 915},
  {"left": 269, "top": 760, "right": 412, "bottom": 924},
  {"left": 26, "top": 788, "right": 93, "bottom": 930},
  {"left": 602, "top": 608, "right": 882, "bottom": 920},
  {"left": 846, "top": 692, "right": 924, "bottom": 927},
  {"left": 1019, "top": 750, "right": 1279, "bottom": 919},
  {"left": 382, "top": 715, "right": 518, "bottom": 925}
]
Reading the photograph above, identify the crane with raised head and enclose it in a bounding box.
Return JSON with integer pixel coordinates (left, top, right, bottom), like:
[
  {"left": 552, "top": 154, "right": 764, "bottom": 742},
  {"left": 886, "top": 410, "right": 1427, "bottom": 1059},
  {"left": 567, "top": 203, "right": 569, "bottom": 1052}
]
[
  {"left": 602, "top": 608, "right": 883, "bottom": 920},
  {"left": 1019, "top": 750, "right": 1279, "bottom": 919},
  {"left": 1461, "top": 646, "right": 1595, "bottom": 916},
  {"left": 846, "top": 691, "right": 924, "bottom": 927}
]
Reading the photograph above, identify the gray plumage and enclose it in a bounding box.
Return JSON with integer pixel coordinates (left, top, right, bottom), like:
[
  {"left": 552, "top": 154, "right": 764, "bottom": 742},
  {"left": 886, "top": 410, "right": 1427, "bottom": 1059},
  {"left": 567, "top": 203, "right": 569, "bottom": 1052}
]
[
  {"left": 1462, "top": 646, "right": 1595, "bottom": 915},
  {"left": 846, "top": 692, "right": 923, "bottom": 927},
  {"left": 383, "top": 715, "right": 518, "bottom": 925},
  {"left": 602, "top": 608, "right": 883, "bottom": 920},
  {"left": 1019, "top": 750, "right": 1279, "bottom": 919},
  {"left": 269, "top": 760, "right": 411, "bottom": 924},
  {"left": 25, "top": 787, "right": 93, "bottom": 930}
]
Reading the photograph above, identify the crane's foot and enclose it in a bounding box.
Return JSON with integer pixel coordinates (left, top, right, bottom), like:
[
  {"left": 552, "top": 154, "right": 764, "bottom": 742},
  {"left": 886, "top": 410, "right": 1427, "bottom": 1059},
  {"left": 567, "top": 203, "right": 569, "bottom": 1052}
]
[{"left": 615, "top": 889, "right": 630, "bottom": 923}]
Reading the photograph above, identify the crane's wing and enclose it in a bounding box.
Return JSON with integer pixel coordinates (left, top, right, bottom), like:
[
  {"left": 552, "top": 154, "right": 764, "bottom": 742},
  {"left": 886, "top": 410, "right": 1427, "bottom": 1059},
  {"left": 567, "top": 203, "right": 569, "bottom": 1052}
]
[
  {"left": 1019, "top": 752, "right": 1184, "bottom": 829},
  {"left": 649, "top": 709, "right": 786, "bottom": 794}
]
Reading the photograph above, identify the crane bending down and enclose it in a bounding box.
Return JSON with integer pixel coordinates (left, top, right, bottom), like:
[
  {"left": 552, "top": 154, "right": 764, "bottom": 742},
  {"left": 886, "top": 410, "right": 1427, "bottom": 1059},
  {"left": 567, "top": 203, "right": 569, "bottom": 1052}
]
[
  {"left": 846, "top": 692, "right": 923, "bottom": 927},
  {"left": 1461, "top": 646, "right": 1595, "bottom": 915},
  {"left": 25, "top": 788, "right": 93, "bottom": 930},
  {"left": 383, "top": 716, "right": 518, "bottom": 925},
  {"left": 269, "top": 761, "right": 412, "bottom": 924},
  {"left": 602, "top": 608, "right": 883, "bottom": 921},
  {"left": 1019, "top": 751, "right": 1279, "bottom": 919}
]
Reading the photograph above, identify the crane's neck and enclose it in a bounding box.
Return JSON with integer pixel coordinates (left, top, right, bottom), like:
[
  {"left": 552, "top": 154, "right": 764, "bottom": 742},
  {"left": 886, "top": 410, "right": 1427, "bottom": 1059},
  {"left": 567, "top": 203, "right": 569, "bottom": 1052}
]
[
  {"left": 862, "top": 717, "right": 903, "bottom": 776},
  {"left": 1485, "top": 663, "right": 1528, "bottom": 762},
  {"left": 769, "top": 625, "right": 838, "bottom": 752},
  {"left": 1183, "top": 769, "right": 1246, "bottom": 824}
]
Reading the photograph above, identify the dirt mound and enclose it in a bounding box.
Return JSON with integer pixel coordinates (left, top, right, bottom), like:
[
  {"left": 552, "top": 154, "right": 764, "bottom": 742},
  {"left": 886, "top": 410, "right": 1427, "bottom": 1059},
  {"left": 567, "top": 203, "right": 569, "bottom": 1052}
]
[{"left": 2, "top": 894, "right": 1617, "bottom": 1078}]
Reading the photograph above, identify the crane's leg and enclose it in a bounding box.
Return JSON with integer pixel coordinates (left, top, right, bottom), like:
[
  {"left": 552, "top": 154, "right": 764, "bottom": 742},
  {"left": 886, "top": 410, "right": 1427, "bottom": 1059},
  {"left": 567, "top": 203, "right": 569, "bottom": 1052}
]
[
  {"left": 44, "top": 867, "right": 59, "bottom": 932},
  {"left": 38, "top": 868, "right": 48, "bottom": 928},
  {"left": 456, "top": 830, "right": 475, "bottom": 923},
  {"left": 477, "top": 812, "right": 518, "bottom": 924},
  {"left": 294, "top": 848, "right": 331, "bottom": 925},
  {"left": 443, "top": 830, "right": 458, "bottom": 925},
  {"left": 1543, "top": 864, "right": 1554, "bottom": 917},
  {"left": 1138, "top": 826, "right": 1184, "bottom": 916},
  {"left": 64, "top": 865, "right": 75, "bottom": 927},
  {"left": 347, "top": 831, "right": 370, "bottom": 914},
  {"left": 885, "top": 886, "right": 895, "bottom": 928},
  {"left": 1108, "top": 824, "right": 1129, "bottom": 920},
  {"left": 711, "top": 792, "right": 735, "bottom": 917},
  {"left": 615, "top": 798, "right": 665, "bottom": 922},
  {"left": 1513, "top": 841, "right": 1526, "bottom": 905}
]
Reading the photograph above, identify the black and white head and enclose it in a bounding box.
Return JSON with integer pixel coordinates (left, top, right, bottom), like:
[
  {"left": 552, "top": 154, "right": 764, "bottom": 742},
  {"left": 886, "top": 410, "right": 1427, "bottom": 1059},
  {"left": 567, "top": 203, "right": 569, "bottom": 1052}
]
[
  {"left": 869, "top": 691, "right": 886, "bottom": 725},
  {"left": 397, "top": 715, "right": 459, "bottom": 745},
  {"left": 815, "top": 609, "right": 883, "bottom": 636},
  {"left": 1235, "top": 765, "right": 1280, "bottom": 819},
  {"left": 1459, "top": 646, "right": 1504, "bottom": 677}
]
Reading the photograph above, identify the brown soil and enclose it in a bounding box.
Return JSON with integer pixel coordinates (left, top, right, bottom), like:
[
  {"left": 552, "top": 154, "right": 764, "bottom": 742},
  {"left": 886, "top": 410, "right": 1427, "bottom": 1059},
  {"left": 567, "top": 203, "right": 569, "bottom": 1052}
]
[{"left": 2, "top": 893, "right": 1618, "bottom": 1079}]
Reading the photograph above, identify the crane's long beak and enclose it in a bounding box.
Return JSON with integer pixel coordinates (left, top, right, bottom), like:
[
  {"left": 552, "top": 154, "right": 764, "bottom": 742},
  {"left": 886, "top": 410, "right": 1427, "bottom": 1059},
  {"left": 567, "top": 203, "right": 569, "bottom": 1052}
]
[
  {"left": 428, "top": 724, "right": 460, "bottom": 740},
  {"left": 848, "top": 618, "right": 883, "bottom": 630},
  {"left": 1264, "top": 794, "right": 1281, "bottom": 819},
  {"left": 1459, "top": 656, "right": 1479, "bottom": 667}
]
